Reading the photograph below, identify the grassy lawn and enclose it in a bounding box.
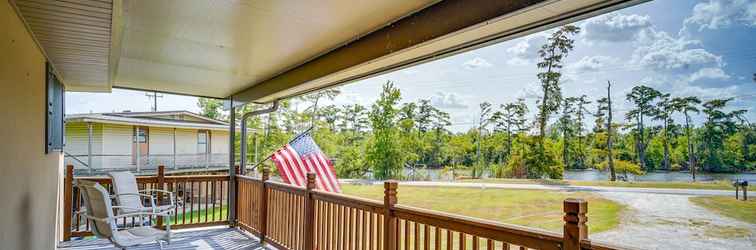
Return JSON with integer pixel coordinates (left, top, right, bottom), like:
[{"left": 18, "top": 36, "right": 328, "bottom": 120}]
[
  {"left": 462, "top": 178, "right": 754, "bottom": 191},
  {"left": 165, "top": 206, "right": 227, "bottom": 225},
  {"left": 342, "top": 184, "right": 623, "bottom": 233},
  {"left": 690, "top": 196, "right": 756, "bottom": 224}
]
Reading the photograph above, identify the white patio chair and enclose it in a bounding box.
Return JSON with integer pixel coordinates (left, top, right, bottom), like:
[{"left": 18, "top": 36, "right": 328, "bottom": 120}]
[
  {"left": 77, "top": 180, "right": 171, "bottom": 249},
  {"left": 108, "top": 171, "right": 177, "bottom": 215}
]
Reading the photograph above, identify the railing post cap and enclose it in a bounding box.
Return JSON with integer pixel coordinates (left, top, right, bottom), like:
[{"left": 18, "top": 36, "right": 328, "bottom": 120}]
[
  {"left": 384, "top": 180, "right": 398, "bottom": 188},
  {"left": 564, "top": 198, "right": 587, "bottom": 213},
  {"left": 306, "top": 172, "right": 317, "bottom": 189}
]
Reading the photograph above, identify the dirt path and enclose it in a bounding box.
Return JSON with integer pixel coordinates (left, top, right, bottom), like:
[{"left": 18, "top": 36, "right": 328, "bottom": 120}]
[{"left": 591, "top": 192, "right": 755, "bottom": 250}]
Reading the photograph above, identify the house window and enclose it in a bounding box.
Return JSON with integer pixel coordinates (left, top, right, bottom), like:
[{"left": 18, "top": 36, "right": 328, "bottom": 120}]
[
  {"left": 133, "top": 127, "right": 148, "bottom": 143},
  {"left": 198, "top": 130, "right": 208, "bottom": 154}
]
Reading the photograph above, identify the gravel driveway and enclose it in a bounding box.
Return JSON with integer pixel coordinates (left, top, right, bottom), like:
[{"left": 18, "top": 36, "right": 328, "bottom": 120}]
[{"left": 591, "top": 192, "right": 755, "bottom": 250}]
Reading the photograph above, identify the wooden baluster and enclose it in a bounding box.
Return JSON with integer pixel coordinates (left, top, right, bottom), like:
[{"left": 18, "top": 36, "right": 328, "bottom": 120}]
[
  {"left": 414, "top": 222, "right": 420, "bottom": 250},
  {"left": 384, "top": 181, "right": 398, "bottom": 250},
  {"left": 304, "top": 173, "right": 316, "bottom": 250},
  {"left": 360, "top": 210, "right": 370, "bottom": 250},
  {"left": 204, "top": 180, "right": 209, "bottom": 223},
  {"left": 338, "top": 205, "right": 347, "bottom": 250},
  {"left": 486, "top": 239, "right": 493, "bottom": 250},
  {"left": 563, "top": 198, "right": 588, "bottom": 250},
  {"left": 460, "top": 232, "right": 466, "bottom": 250},
  {"left": 472, "top": 236, "right": 479, "bottom": 250},
  {"left": 424, "top": 224, "right": 430, "bottom": 250},
  {"left": 446, "top": 230, "right": 452, "bottom": 250},
  {"left": 326, "top": 202, "right": 333, "bottom": 250},
  {"left": 156, "top": 165, "right": 165, "bottom": 228},
  {"left": 434, "top": 227, "right": 440, "bottom": 250},
  {"left": 181, "top": 181, "right": 187, "bottom": 225},
  {"left": 63, "top": 165, "right": 74, "bottom": 241},
  {"left": 347, "top": 207, "right": 353, "bottom": 250}
]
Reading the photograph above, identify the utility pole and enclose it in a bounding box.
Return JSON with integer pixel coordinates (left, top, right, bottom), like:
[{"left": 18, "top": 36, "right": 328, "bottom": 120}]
[
  {"left": 146, "top": 91, "right": 163, "bottom": 112},
  {"left": 607, "top": 81, "right": 616, "bottom": 181}
]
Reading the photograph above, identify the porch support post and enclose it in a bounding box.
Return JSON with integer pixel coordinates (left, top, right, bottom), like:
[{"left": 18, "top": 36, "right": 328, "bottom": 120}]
[
  {"left": 383, "top": 181, "right": 398, "bottom": 250},
  {"left": 260, "top": 167, "right": 269, "bottom": 243},
  {"left": 228, "top": 105, "right": 237, "bottom": 226},
  {"left": 135, "top": 126, "right": 141, "bottom": 172},
  {"left": 87, "top": 122, "right": 93, "bottom": 174},
  {"left": 563, "top": 198, "right": 588, "bottom": 250},
  {"left": 173, "top": 128, "right": 177, "bottom": 169},
  {"left": 63, "top": 165, "right": 74, "bottom": 241}
]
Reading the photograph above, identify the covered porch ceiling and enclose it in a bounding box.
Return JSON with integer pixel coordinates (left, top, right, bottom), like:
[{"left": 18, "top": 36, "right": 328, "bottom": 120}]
[{"left": 11, "top": 0, "right": 645, "bottom": 104}]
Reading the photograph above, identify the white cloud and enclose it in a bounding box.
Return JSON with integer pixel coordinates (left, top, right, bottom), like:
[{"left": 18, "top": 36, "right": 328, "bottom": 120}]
[
  {"left": 581, "top": 13, "right": 652, "bottom": 43},
  {"left": 570, "top": 56, "right": 617, "bottom": 73},
  {"left": 689, "top": 67, "right": 731, "bottom": 82},
  {"left": 462, "top": 57, "right": 493, "bottom": 69},
  {"left": 682, "top": 0, "right": 756, "bottom": 32},
  {"left": 632, "top": 29, "right": 723, "bottom": 71},
  {"left": 504, "top": 35, "right": 547, "bottom": 65},
  {"left": 430, "top": 92, "right": 468, "bottom": 109}
]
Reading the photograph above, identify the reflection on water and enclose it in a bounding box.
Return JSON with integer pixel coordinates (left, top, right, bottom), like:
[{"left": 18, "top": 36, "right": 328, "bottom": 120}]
[{"left": 401, "top": 167, "right": 756, "bottom": 182}]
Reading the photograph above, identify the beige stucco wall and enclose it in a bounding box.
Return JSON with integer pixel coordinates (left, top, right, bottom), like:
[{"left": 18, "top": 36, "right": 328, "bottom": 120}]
[{"left": 0, "top": 1, "right": 64, "bottom": 249}]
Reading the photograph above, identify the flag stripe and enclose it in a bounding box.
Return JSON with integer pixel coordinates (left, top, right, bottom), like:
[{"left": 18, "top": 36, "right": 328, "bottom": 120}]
[
  {"left": 271, "top": 153, "right": 293, "bottom": 184},
  {"left": 314, "top": 154, "right": 341, "bottom": 192},
  {"left": 279, "top": 147, "right": 304, "bottom": 186},
  {"left": 306, "top": 155, "right": 335, "bottom": 192},
  {"left": 304, "top": 156, "right": 331, "bottom": 191}
]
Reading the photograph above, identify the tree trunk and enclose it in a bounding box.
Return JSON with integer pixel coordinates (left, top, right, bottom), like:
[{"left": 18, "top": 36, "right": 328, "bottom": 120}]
[
  {"left": 638, "top": 114, "right": 647, "bottom": 170},
  {"left": 607, "top": 81, "right": 616, "bottom": 181},
  {"left": 685, "top": 113, "right": 696, "bottom": 181},
  {"left": 663, "top": 121, "right": 670, "bottom": 170}
]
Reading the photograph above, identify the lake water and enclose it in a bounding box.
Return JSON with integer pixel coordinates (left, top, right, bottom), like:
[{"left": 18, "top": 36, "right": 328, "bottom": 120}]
[
  {"left": 402, "top": 168, "right": 756, "bottom": 182},
  {"left": 564, "top": 169, "right": 756, "bottom": 182}
]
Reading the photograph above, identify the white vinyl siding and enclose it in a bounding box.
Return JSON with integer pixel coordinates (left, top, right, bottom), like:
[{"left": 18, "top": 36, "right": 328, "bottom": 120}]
[
  {"left": 175, "top": 128, "right": 197, "bottom": 154},
  {"left": 102, "top": 124, "right": 133, "bottom": 169},
  {"left": 64, "top": 122, "right": 104, "bottom": 169},
  {"left": 211, "top": 131, "right": 229, "bottom": 154},
  {"left": 64, "top": 121, "right": 230, "bottom": 171},
  {"left": 149, "top": 127, "right": 174, "bottom": 155}
]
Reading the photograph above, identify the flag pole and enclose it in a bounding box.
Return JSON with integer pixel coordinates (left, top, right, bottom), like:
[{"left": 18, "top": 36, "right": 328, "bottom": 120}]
[{"left": 246, "top": 126, "right": 315, "bottom": 172}]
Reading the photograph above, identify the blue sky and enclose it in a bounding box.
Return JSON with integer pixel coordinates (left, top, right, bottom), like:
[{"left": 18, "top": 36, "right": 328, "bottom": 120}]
[{"left": 67, "top": 0, "right": 756, "bottom": 132}]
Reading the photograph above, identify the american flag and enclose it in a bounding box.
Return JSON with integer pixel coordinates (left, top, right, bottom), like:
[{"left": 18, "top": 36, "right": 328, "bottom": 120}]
[{"left": 270, "top": 133, "right": 341, "bottom": 193}]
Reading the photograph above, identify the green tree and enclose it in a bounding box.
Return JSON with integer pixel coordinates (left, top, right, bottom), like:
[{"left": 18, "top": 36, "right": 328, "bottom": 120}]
[
  {"left": 625, "top": 85, "right": 661, "bottom": 170},
  {"left": 595, "top": 81, "right": 616, "bottom": 180},
  {"left": 699, "top": 98, "right": 746, "bottom": 172},
  {"left": 366, "top": 81, "right": 405, "bottom": 179},
  {"left": 652, "top": 93, "right": 674, "bottom": 170},
  {"left": 532, "top": 25, "right": 580, "bottom": 178},
  {"left": 670, "top": 96, "right": 701, "bottom": 180},
  {"left": 474, "top": 102, "right": 493, "bottom": 178},
  {"left": 197, "top": 98, "right": 224, "bottom": 120},
  {"left": 492, "top": 98, "right": 529, "bottom": 163}
]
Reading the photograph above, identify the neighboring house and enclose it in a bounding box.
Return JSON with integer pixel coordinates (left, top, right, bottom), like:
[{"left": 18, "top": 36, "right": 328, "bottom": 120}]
[{"left": 64, "top": 111, "right": 231, "bottom": 173}]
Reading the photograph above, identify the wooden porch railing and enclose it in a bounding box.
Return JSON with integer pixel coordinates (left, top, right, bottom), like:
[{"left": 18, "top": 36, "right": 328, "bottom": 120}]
[
  {"left": 235, "top": 169, "right": 630, "bottom": 250},
  {"left": 63, "top": 165, "right": 230, "bottom": 240},
  {"left": 64, "top": 164, "right": 627, "bottom": 249}
]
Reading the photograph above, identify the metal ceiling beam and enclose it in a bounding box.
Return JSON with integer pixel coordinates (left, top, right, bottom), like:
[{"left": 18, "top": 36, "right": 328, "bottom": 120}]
[{"left": 231, "top": 0, "right": 645, "bottom": 104}]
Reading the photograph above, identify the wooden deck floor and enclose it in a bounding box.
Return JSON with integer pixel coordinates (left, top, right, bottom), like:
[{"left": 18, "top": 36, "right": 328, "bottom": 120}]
[{"left": 58, "top": 227, "right": 266, "bottom": 250}]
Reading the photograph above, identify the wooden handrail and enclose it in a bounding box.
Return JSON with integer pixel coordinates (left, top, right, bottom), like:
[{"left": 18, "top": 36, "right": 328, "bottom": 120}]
[
  {"left": 65, "top": 167, "right": 627, "bottom": 249},
  {"left": 233, "top": 175, "right": 627, "bottom": 250},
  {"left": 63, "top": 167, "right": 232, "bottom": 240}
]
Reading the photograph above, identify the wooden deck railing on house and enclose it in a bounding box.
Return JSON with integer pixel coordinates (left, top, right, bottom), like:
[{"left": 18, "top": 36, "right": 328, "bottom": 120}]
[
  {"left": 235, "top": 169, "right": 630, "bottom": 250},
  {"left": 64, "top": 165, "right": 629, "bottom": 250},
  {"left": 63, "top": 165, "right": 230, "bottom": 239}
]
